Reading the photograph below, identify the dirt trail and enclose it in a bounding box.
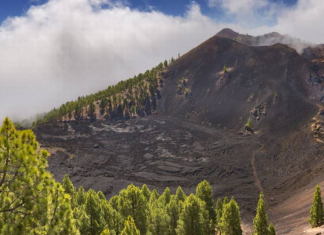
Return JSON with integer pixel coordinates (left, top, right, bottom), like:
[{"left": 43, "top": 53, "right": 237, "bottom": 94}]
[{"left": 251, "top": 145, "right": 264, "bottom": 193}]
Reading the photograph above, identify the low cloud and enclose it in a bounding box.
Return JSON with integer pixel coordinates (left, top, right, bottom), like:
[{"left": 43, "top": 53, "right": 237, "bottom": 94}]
[
  {"left": 0, "top": 0, "right": 231, "bottom": 121},
  {"left": 0, "top": 0, "right": 324, "bottom": 121}
]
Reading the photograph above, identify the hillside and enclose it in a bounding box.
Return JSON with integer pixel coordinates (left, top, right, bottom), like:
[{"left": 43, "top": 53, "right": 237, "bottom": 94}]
[{"left": 34, "top": 29, "right": 324, "bottom": 234}]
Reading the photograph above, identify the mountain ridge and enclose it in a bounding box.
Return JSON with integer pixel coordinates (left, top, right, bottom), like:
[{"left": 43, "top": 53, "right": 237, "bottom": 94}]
[{"left": 33, "top": 28, "right": 324, "bottom": 234}]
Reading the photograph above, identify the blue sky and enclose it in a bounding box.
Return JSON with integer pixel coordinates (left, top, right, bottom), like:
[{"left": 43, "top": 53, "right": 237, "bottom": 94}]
[{"left": 0, "top": 0, "right": 298, "bottom": 25}]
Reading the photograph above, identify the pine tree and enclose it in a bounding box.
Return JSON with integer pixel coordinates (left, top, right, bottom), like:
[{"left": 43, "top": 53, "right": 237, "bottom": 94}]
[
  {"left": 107, "top": 194, "right": 124, "bottom": 233},
  {"left": 110, "top": 208, "right": 124, "bottom": 235},
  {"left": 63, "top": 174, "right": 75, "bottom": 195},
  {"left": 164, "top": 60, "right": 168, "bottom": 68},
  {"left": 97, "top": 190, "right": 106, "bottom": 200},
  {"left": 73, "top": 206, "right": 90, "bottom": 235},
  {"left": 121, "top": 216, "right": 140, "bottom": 235},
  {"left": 176, "top": 194, "right": 209, "bottom": 235},
  {"left": 118, "top": 184, "right": 147, "bottom": 234},
  {"left": 47, "top": 182, "right": 79, "bottom": 235},
  {"left": 101, "top": 199, "right": 114, "bottom": 232},
  {"left": 89, "top": 102, "right": 96, "bottom": 120},
  {"left": 309, "top": 184, "right": 324, "bottom": 227},
  {"left": 63, "top": 174, "right": 76, "bottom": 208},
  {"left": 85, "top": 189, "right": 106, "bottom": 234},
  {"left": 159, "top": 187, "right": 171, "bottom": 205},
  {"left": 216, "top": 198, "right": 223, "bottom": 225},
  {"left": 253, "top": 192, "right": 268, "bottom": 235},
  {"left": 268, "top": 223, "right": 276, "bottom": 235},
  {"left": 101, "top": 228, "right": 111, "bottom": 235},
  {"left": 130, "top": 106, "right": 136, "bottom": 116},
  {"left": 166, "top": 196, "right": 181, "bottom": 235},
  {"left": 223, "top": 196, "right": 230, "bottom": 205},
  {"left": 223, "top": 64, "right": 227, "bottom": 73},
  {"left": 141, "top": 184, "right": 151, "bottom": 201},
  {"left": 176, "top": 186, "right": 187, "bottom": 202},
  {"left": 76, "top": 186, "right": 87, "bottom": 206},
  {"left": 218, "top": 197, "right": 242, "bottom": 235},
  {"left": 150, "top": 189, "right": 160, "bottom": 201},
  {"left": 147, "top": 191, "right": 169, "bottom": 235},
  {"left": 196, "top": 180, "right": 216, "bottom": 223},
  {"left": 109, "top": 195, "right": 119, "bottom": 210},
  {"left": 0, "top": 118, "right": 78, "bottom": 234}
]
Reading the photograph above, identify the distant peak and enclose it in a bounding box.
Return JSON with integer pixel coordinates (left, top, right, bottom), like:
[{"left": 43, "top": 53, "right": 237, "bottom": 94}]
[
  {"left": 265, "top": 32, "right": 282, "bottom": 38},
  {"left": 216, "top": 28, "right": 239, "bottom": 39}
]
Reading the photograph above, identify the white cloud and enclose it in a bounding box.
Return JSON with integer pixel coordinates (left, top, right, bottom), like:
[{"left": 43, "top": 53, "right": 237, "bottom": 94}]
[
  {"left": 0, "top": 0, "right": 240, "bottom": 121},
  {"left": 0, "top": 0, "right": 324, "bottom": 121},
  {"left": 208, "top": 0, "right": 268, "bottom": 15},
  {"left": 208, "top": 0, "right": 324, "bottom": 44},
  {"left": 207, "top": 0, "right": 282, "bottom": 26},
  {"left": 271, "top": 0, "right": 324, "bottom": 44}
]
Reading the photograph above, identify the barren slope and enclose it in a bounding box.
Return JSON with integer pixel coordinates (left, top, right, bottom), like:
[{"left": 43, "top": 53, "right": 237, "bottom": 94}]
[{"left": 35, "top": 31, "right": 324, "bottom": 234}]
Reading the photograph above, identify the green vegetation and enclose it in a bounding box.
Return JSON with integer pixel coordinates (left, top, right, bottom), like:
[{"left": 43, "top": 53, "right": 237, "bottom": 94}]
[
  {"left": 268, "top": 223, "right": 276, "bottom": 235},
  {"left": 176, "top": 77, "right": 190, "bottom": 97},
  {"left": 121, "top": 216, "right": 140, "bottom": 235},
  {"left": 164, "top": 60, "right": 168, "bottom": 68},
  {"left": 223, "top": 64, "right": 228, "bottom": 73},
  {"left": 246, "top": 119, "right": 252, "bottom": 129},
  {"left": 309, "top": 185, "right": 324, "bottom": 227},
  {"left": 0, "top": 118, "right": 284, "bottom": 234},
  {"left": 31, "top": 59, "right": 177, "bottom": 127},
  {"left": 253, "top": 192, "right": 275, "bottom": 235},
  {"left": 0, "top": 117, "right": 77, "bottom": 234},
  {"left": 218, "top": 197, "right": 242, "bottom": 235}
]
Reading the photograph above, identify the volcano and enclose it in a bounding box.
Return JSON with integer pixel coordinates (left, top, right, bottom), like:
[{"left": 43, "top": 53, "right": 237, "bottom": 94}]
[{"left": 35, "top": 29, "right": 324, "bottom": 234}]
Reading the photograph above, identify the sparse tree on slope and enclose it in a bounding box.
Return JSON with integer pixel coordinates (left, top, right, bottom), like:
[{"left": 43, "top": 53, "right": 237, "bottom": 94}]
[
  {"left": 253, "top": 192, "right": 269, "bottom": 235},
  {"left": 223, "top": 64, "right": 227, "bottom": 73},
  {"left": 309, "top": 184, "right": 324, "bottom": 227},
  {"left": 89, "top": 102, "right": 96, "bottom": 120},
  {"left": 164, "top": 60, "right": 168, "bottom": 68}
]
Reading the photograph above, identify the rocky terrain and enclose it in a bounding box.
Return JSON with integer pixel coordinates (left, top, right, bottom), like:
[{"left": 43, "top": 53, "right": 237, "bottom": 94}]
[{"left": 35, "top": 29, "right": 324, "bottom": 234}]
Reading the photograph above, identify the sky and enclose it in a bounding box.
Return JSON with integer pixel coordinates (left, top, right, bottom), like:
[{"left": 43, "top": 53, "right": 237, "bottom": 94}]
[
  {"left": 0, "top": 0, "right": 323, "bottom": 121},
  {"left": 0, "top": 0, "right": 298, "bottom": 23}
]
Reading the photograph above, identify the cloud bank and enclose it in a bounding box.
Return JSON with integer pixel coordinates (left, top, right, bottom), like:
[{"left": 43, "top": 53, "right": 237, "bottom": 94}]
[{"left": 0, "top": 0, "right": 324, "bottom": 121}]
